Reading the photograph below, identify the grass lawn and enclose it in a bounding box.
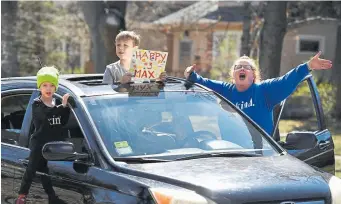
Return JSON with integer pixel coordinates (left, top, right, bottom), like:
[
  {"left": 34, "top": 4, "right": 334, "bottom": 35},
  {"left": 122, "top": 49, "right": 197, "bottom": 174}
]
[
  {"left": 332, "top": 135, "right": 341, "bottom": 178},
  {"left": 279, "top": 119, "right": 341, "bottom": 178},
  {"left": 333, "top": 135, "right": 341, "bottom": 156},
  {"left": 336, "top": 158, "right": 341, "bottom": 178}
]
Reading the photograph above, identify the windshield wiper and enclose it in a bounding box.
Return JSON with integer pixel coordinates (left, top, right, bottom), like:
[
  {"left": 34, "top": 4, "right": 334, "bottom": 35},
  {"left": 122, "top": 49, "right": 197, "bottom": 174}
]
[
  {"left": 113, "top": 157, "right": 171, "bottom": 163},
  {"left": 174, "top": 152, "right": 262, "bottom": 161}
]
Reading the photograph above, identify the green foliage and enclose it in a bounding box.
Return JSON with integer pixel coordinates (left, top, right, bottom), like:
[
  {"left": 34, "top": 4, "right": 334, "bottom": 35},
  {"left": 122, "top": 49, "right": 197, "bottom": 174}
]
[
  {"left": 293, "top": 80, "right": 336, "bottom": 117},
  {"left": 287, "top": 1, "right": 341, "bottom": 23},
  {"left": 211, "top": 33, "right": 239, "bottom": 81},
  {"left": 45, "top": 51, "right": 67, "bottom": 72},
  {"left": 14, "top": 1, "right": 88, "bottom": 76},
  {"left": 61, "top": 67, "right": 83, "bottom": 74}
]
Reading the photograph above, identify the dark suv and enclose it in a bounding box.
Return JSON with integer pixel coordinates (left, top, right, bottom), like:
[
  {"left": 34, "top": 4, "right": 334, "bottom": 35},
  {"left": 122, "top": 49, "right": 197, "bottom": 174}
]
[{"left": 1, "top": 74, "right": 340, "bottom": 204}]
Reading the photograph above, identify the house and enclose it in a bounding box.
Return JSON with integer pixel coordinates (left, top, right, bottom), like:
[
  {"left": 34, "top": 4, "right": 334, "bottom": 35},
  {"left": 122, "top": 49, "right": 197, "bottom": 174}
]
[
  {"left": 281, "top": 17, "right": 341, "bottom": 81},
  {"left": 128, "top": 1, "right": 340, "bottom": 81},
  {"left": 127, "top": 1, "right": 254, "bottom": 77}
]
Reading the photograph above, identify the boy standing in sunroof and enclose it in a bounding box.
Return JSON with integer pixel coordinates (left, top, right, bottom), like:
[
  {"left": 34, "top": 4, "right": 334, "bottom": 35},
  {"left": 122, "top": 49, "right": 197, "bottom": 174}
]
[{"left": 103, "top": 31, "right": 166, "bottom": 84}]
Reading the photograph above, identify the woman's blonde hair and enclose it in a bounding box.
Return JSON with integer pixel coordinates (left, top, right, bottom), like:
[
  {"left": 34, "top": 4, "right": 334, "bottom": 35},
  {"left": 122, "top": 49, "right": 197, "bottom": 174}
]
[{"left": 229, "top": 55, "right": 262, "bottom": 83}]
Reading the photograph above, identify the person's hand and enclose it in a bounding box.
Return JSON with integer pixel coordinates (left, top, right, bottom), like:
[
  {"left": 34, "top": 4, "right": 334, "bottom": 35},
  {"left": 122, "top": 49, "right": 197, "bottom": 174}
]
[
  {"left": 308, "top": 51, "right": 332, "bottom": 70},
  {"left": 120, "top": 73, "right": 133, "bottom": 84},
  {"left": 184, "top": 64, "right": 199, "bottom": 79},
  {"left": 157, "top": 72, "right": 167, "bottom": 82},
  {"left": 62, "top": 93, "right": 70, "bottom": 107}
]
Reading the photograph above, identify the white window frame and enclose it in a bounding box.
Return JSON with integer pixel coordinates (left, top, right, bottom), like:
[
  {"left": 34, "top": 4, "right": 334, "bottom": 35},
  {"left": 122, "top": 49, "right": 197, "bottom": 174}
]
[
  {"left": 296, "top": 35, "right": 325, "bottom": 54},
  {"left": 178, "top": 36, "right": 193, "bottom": 68}
]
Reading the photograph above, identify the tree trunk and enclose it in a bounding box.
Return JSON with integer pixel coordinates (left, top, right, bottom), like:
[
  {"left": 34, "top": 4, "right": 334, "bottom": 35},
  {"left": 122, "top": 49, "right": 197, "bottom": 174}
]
[
  {"left": 259, "top": 1, "right": 287, "bottom": 79},
  {"left": 250, "top": 21, "right": 263, "bottom": 60},
  {"left": 1, "top": 1, "right": 19, "bottom": 77},
  {"left": 79, "top": 1, "right": 126, "bottom": 74},
  {"left": 35, "top": 3, "right": 45, "bottom": 65},
  {"left": 332, "top": 24, "right": 341, "bottom": 119},
  {"left": 240, "top": 2, "right": 251, "bottom": 57}
]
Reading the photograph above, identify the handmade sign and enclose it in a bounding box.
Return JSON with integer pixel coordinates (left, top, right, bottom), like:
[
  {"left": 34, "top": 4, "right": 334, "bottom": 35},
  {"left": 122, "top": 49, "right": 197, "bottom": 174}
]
[
  {"left": 129, "top": 49, "right": 168, "bottom": 80},
  {"left": 112, "top": 83, "right": 165, "bottom": 97},
  {"left": 128, "top": 83, "right": 162, "bottom": 97}
]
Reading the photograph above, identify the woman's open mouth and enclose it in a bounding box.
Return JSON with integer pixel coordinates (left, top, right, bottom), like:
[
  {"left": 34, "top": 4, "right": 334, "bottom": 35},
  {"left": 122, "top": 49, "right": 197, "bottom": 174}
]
[{"left": 239, "top": 73, "right": 246, "bottom": 80}]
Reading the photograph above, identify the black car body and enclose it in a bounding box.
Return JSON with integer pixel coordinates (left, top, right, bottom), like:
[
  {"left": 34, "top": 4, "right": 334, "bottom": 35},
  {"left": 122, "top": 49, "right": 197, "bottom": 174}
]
[{"left": 1, "top": 74, "right": 340, "bottom": 204}]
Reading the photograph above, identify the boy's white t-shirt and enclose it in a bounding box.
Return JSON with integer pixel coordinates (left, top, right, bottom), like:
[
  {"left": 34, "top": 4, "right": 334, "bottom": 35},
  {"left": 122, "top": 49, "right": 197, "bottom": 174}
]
[{"left": 102, "top": 61, "right": 128, "bottom": 84}]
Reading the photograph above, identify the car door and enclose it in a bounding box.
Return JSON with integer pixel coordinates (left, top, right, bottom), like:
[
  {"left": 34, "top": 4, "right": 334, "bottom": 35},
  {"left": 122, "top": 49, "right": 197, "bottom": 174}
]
[
  {"left": 1, "top": 86, "right": 36, "bottom": 204},
  {"left": 274, "top": 76, "right": 335, "bottom": 174}
]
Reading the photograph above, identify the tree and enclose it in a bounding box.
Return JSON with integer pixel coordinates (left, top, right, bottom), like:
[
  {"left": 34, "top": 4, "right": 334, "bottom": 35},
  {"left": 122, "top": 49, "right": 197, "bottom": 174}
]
[
  {"left": 287, "top": 1, "right": 341, "bottom": 23},
  {"left": 51, "top": 2, "right": 90, "bottom": 74},
  {"left": 332, "top": 5, "right": 341, "bottom": 119},
  {"left": 15, "top": 1, "right": 58, "bottom": 76},
  {"left": 211, "top": 33, "right": 239, "bottom": 81},
  {"left": 259, "top": 2, "right": 287, "bottom": 79},
  {"left": 240, "top": 2, "right": 251, "bottom": 56},
  {"left": 2, "top": 1, "right": 89, "bottom": 77},
  {"left": 79, "top": 1, "right": 126, "bottom": 73},
  {"left": 257, "top": 2, "right": 287, "bottom": 140},
  {"left": 240, "top": 2, "right": 266, "bottom": 61},
  {"left": 1, "top": 1, "right": 19, "bottom": 77}
]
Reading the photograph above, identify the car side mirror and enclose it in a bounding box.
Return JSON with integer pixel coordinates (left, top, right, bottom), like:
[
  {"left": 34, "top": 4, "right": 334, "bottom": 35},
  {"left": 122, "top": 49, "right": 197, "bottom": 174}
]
[
  {"left": 42, "top": 141, "right": 89, "bottom": 161},
  {"left": 283, "top": 131, "right": 317, "bottom": 150}
]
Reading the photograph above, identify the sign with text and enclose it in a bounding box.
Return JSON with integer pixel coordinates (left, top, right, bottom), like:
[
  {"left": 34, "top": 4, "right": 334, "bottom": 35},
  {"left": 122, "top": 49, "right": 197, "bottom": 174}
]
[
  {"left": 128, "top": 83, "right": 162, "bottom": 97},
  {"left": 112, "top": 83, "right": 165, "bottom": 97},
  {"left": 130, "top": 49, "right": 168, "bottom": 80}
]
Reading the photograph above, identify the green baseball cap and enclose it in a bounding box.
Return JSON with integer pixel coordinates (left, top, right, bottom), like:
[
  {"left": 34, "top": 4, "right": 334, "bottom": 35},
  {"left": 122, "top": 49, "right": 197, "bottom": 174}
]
[{"left": 36, "top": 66, "right": 60, "bottom": 90}]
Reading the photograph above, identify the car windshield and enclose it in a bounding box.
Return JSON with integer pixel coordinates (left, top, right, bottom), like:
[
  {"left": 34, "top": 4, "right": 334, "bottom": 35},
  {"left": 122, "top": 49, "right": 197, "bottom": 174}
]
[{"left": 83, "top": 85, "right": 279, "bottom": 160}]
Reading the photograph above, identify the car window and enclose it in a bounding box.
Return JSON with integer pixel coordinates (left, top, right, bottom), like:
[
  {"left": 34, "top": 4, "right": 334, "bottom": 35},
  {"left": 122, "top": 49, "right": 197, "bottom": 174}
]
[
  {"left": 84, "top": 91, "right": 279, "bottom": 159},
  {"left": 189, "top": 116, "right": 222, "bottom": 140},
  {"left": 27, "top": 96, "right": 89, "bottom": 153},
  {"left": 56, "top": 97, "right": 89, "bottom": 153},
  {"left": 1, "top": 93, "right": 32, "bottom": 146},
  {"left": 278, "top": 80, "right": 319, "bottom": 139},
  {"left": 157, "top": 112, "right": 222, "bottom": 140}
]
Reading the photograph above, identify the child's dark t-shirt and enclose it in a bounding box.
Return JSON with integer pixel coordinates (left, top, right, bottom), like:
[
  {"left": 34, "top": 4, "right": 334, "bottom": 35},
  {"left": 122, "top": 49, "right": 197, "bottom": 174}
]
[{"left": 30, "top": 97, "right": 70, "bottom": 146}]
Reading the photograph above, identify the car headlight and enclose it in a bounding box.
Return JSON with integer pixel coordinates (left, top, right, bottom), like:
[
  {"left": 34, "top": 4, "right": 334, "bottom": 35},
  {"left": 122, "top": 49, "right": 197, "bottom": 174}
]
[
  {"left": 149, "top": 187, "right": 216, "bottom": 204},
  {"left": 329, "top": 176, "right": 341, "bottom": 204}
]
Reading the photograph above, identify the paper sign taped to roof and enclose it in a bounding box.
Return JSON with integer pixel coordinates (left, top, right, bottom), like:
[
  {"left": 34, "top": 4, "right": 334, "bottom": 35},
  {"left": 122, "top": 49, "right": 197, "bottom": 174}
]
[
  {"left": 130, "top": 49, "right": 168, "bottom": 80},
  {"left": 128, "top": 83, "right": 162, "bottom": 97}
]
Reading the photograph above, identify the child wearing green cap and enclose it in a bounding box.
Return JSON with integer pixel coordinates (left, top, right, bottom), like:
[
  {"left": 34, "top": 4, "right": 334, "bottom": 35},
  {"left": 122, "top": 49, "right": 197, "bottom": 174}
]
[{"left": 16, "top": 66, "right": 70, "bottom": 204}]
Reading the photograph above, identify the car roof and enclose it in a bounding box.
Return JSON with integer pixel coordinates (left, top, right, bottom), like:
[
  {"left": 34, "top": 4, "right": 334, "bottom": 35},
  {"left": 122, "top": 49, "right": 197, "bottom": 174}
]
[{"left": 1, "top": 74, "right": 208, "bottom": 97}]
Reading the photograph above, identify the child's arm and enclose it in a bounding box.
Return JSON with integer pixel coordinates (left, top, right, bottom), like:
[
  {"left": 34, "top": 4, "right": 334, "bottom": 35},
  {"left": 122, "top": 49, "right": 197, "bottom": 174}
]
[
  {"left": 157, "top": 72, "right": 167, "bottom": 82},
  {"left": 59, "top": 94, "right": 71, "bottom": 126}
]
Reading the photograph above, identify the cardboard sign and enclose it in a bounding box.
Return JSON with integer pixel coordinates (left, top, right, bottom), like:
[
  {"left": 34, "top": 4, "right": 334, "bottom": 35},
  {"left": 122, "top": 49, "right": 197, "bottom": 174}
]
[
  {"left": 130, "top": 49, "right": 168, "bottom": 80},
  {"left": 112, "top": 83, "right": 165, "bottom": 98},
  {"left": 128, "top": 83, "right": 162, "bottom": 97}
]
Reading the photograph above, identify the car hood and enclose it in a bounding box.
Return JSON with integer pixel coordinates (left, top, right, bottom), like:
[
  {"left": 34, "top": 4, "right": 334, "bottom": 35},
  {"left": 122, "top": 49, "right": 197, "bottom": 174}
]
[{"left": 127, "top": 154, "right": 331, "bottom": 203}]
